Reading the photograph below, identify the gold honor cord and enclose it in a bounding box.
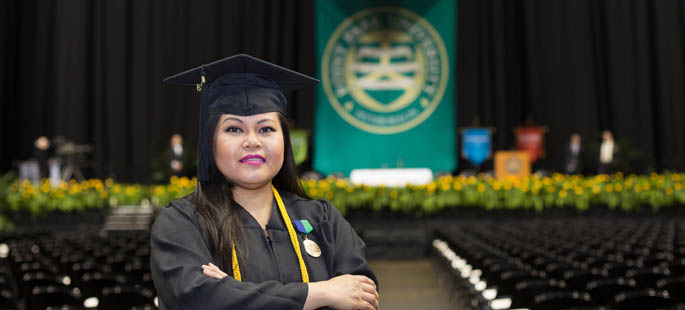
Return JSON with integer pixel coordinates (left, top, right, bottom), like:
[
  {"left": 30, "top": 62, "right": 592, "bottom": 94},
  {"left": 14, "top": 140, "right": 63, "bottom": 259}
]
[
  {"left": 231, "top": 243, "right": 241, "bottom": 281},
  {"left": 230, "top": 186, "right": 310, "bottom": 283}
]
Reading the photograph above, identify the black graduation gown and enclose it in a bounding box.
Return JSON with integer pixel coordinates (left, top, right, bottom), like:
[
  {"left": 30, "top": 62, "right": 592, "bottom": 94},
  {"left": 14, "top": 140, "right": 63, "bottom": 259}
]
[{"left": 150, "top": 191, "right": 377, "bottom": 310}]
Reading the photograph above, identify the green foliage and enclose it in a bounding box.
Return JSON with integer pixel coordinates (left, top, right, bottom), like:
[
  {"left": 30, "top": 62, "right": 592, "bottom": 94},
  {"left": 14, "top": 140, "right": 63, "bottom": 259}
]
[
  {"left": 2, "top": 173, "right": 684, "bottom": 219},
  {"left": 3, "top": 176, "right": 197, "bottom": 215},
  {"left": 302, "top": 172, "right": 685, "bottom": 215},
  {"left": 0, "top": 172, "right": 16, "bottom": 210}
]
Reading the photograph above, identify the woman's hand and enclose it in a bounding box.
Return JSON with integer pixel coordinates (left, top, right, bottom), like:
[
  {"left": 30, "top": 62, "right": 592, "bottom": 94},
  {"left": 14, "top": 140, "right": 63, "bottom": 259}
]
[
  {"left": 203, "top": 263, "right": 379, "bottom": 310},
  {"left": 305, "top": 274, "right": 379, "bottom": 310},
  {"left": 202, "top": 262, "right": 228, "bottom": 279}
]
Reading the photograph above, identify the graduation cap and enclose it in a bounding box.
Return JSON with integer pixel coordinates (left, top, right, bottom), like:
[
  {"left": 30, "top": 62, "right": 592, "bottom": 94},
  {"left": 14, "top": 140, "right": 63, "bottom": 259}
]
[{"left": 164, "top": 54, "right": 318, "bottom": 181}]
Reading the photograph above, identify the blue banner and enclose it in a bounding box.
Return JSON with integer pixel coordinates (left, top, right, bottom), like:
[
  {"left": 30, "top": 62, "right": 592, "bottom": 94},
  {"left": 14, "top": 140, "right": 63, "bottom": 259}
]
[{"left": 462, "top": 128, "right": 491, "bottom": 166}]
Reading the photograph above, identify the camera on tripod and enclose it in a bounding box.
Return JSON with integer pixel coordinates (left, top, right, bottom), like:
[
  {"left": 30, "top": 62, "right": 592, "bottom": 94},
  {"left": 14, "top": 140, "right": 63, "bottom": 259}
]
[{"left": 53, "top": 136, "right": 92, "bottom": 181}]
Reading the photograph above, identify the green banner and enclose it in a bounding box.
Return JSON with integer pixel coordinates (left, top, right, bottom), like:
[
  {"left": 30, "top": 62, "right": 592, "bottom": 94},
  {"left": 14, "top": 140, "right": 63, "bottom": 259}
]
[
  {"left": 314, "top": 0, "right": 456, "bottom": 176},
  {"left": 291, "top": 129, "right": 309, "bottom": 166}
]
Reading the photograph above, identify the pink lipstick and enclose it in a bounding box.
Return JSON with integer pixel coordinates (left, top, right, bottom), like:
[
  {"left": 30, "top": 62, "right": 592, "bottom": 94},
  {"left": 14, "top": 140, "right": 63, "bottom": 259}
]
[{"left": 239, "top": 154, "right": 266, "bottom": 165}]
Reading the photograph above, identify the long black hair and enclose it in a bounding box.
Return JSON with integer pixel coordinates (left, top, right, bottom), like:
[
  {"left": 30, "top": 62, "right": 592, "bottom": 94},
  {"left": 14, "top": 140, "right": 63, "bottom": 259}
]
[{"left": 192, "top": 112, "right": 307, "bottom": 273}]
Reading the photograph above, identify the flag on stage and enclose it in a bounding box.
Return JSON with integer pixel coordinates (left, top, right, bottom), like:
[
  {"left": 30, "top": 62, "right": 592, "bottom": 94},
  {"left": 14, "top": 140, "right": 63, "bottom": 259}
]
[
  {"left": 461, "top": 128, "right": 492, "bottom": 167},
  {"left": 514, "top": 126, "right": 546, "bottom": 163},
  {"left": 314, "top": 0, "right": 456, "bottom": 176}
]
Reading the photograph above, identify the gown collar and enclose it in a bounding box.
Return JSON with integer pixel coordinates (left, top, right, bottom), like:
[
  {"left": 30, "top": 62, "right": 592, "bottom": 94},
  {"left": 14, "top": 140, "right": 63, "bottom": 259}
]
[{"left": 237, "top": 196, "right": 286, "bottom": 231}]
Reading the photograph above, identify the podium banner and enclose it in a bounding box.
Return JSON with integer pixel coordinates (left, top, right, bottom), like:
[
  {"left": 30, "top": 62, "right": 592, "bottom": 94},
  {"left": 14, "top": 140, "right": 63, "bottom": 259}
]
[
  {"left": 495, "top": 151, "right": 531, "bottom": 180},
  {"left": 461, "top": 128, "right": 491, "bottom": 166},
  {"left": 514, "top": 126, "right": 546, "bottom": 163},
  {"left": 314, "top": 0, "right": 456, "bottom": 176}
]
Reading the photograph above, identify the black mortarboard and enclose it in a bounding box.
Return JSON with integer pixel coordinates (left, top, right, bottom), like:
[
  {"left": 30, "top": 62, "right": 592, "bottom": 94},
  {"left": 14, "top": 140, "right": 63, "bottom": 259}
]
[{"left": 163, "top": 54, "right": 318, "bottom": 182}]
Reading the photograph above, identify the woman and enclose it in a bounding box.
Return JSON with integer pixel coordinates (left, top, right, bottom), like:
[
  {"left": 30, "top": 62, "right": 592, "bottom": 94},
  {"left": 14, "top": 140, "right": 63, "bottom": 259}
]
[{"left": 150, "top": 54, "right": 379, "bottom": 310}]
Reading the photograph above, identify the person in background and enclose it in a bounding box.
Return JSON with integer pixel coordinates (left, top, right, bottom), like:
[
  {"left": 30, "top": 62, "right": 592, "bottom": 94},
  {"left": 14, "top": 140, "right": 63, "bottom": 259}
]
[
  {"left": 33, "top": 136, "right": 51, "bottom": 179},
  {"left": 563, "top": 133, "right": 583, "bottom": 175},
  {"left": 168, "top": 133, "right": 185, "bottom": 177},
  {"left": 598, "top": 130, "right": 618, "bottom": 174}
]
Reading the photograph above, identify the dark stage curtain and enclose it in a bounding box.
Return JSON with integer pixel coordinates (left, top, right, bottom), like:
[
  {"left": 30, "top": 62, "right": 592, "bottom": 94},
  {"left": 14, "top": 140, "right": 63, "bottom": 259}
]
[
  {"left": 0, "top": 0, "right": 315, "bottom": 181},
  {"left": 1, "top": 0, "right": 684, "bottom": 181},
  {"left": 459, "top": 0, "right": 685, "bottom": 172}
]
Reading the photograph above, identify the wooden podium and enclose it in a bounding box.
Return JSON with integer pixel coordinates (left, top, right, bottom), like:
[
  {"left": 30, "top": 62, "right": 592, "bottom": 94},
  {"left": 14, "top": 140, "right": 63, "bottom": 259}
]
[{"left": 495, "top": 151, "right": 530, "bottom": 179}]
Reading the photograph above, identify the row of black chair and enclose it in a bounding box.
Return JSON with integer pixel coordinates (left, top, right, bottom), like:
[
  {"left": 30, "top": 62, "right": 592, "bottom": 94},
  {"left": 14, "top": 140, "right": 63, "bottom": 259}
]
[
  {"left": 432, "top": 218, "right": 685, "bottom": 310},
  {"left": 0, "top": 230, "right": 156, "bottom": 310}
]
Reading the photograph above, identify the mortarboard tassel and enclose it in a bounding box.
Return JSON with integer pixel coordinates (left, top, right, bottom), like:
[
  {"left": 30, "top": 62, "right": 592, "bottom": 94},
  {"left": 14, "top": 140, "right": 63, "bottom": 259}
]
[{"left": 197, "top": 66, "right": 211, "bottom": 182}]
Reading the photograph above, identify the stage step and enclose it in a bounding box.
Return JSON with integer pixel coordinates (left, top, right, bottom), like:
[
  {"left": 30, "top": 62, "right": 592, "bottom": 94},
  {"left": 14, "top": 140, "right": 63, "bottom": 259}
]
[{"left": 101, "top": 205, "right": 154, "bottom": 231}]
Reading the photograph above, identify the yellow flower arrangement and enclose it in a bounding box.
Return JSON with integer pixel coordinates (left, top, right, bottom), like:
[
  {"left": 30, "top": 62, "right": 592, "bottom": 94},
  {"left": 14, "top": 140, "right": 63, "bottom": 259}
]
[
  {"left": 2, "top": 173, "right": 684, "bottom": 219},
  {"left": 298, "top": 172, "right": 685, "bottom": 215}
]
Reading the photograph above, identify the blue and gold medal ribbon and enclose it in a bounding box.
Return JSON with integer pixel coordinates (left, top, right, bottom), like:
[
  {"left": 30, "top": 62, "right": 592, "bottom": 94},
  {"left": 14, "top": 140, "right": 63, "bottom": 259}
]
[
  {"left": 295, "top": 219, "right": 322, "bottom": 258},
  {"left": 294, "top": 219, "right": 313, "bottom": 235},
  {"left": 231, "top": 186, "right": 309, "bottom": 283}
]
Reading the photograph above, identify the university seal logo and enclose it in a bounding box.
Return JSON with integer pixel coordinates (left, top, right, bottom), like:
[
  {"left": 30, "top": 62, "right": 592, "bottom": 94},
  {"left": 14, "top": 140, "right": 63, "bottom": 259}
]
[{"left": 322, "top": 7, "right": 449, "bottom": 134}]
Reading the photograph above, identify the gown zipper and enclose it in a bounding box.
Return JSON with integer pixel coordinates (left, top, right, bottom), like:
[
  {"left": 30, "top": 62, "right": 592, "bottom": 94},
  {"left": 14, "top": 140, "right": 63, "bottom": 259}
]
[{"left": 265, "top": 232, "right": 283, "bottom": 282}]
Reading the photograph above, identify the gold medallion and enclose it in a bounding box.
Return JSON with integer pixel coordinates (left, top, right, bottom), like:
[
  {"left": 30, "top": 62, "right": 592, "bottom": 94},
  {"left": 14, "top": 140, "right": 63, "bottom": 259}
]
[{"left": 303, "top": 239, "right": 322, "bottom": 258}]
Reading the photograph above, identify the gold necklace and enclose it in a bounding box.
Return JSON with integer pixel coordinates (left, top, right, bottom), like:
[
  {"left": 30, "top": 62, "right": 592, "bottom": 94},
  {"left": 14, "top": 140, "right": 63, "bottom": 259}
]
[{"left": 231, "top": 186, "right": 309, "bottom": 282}]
